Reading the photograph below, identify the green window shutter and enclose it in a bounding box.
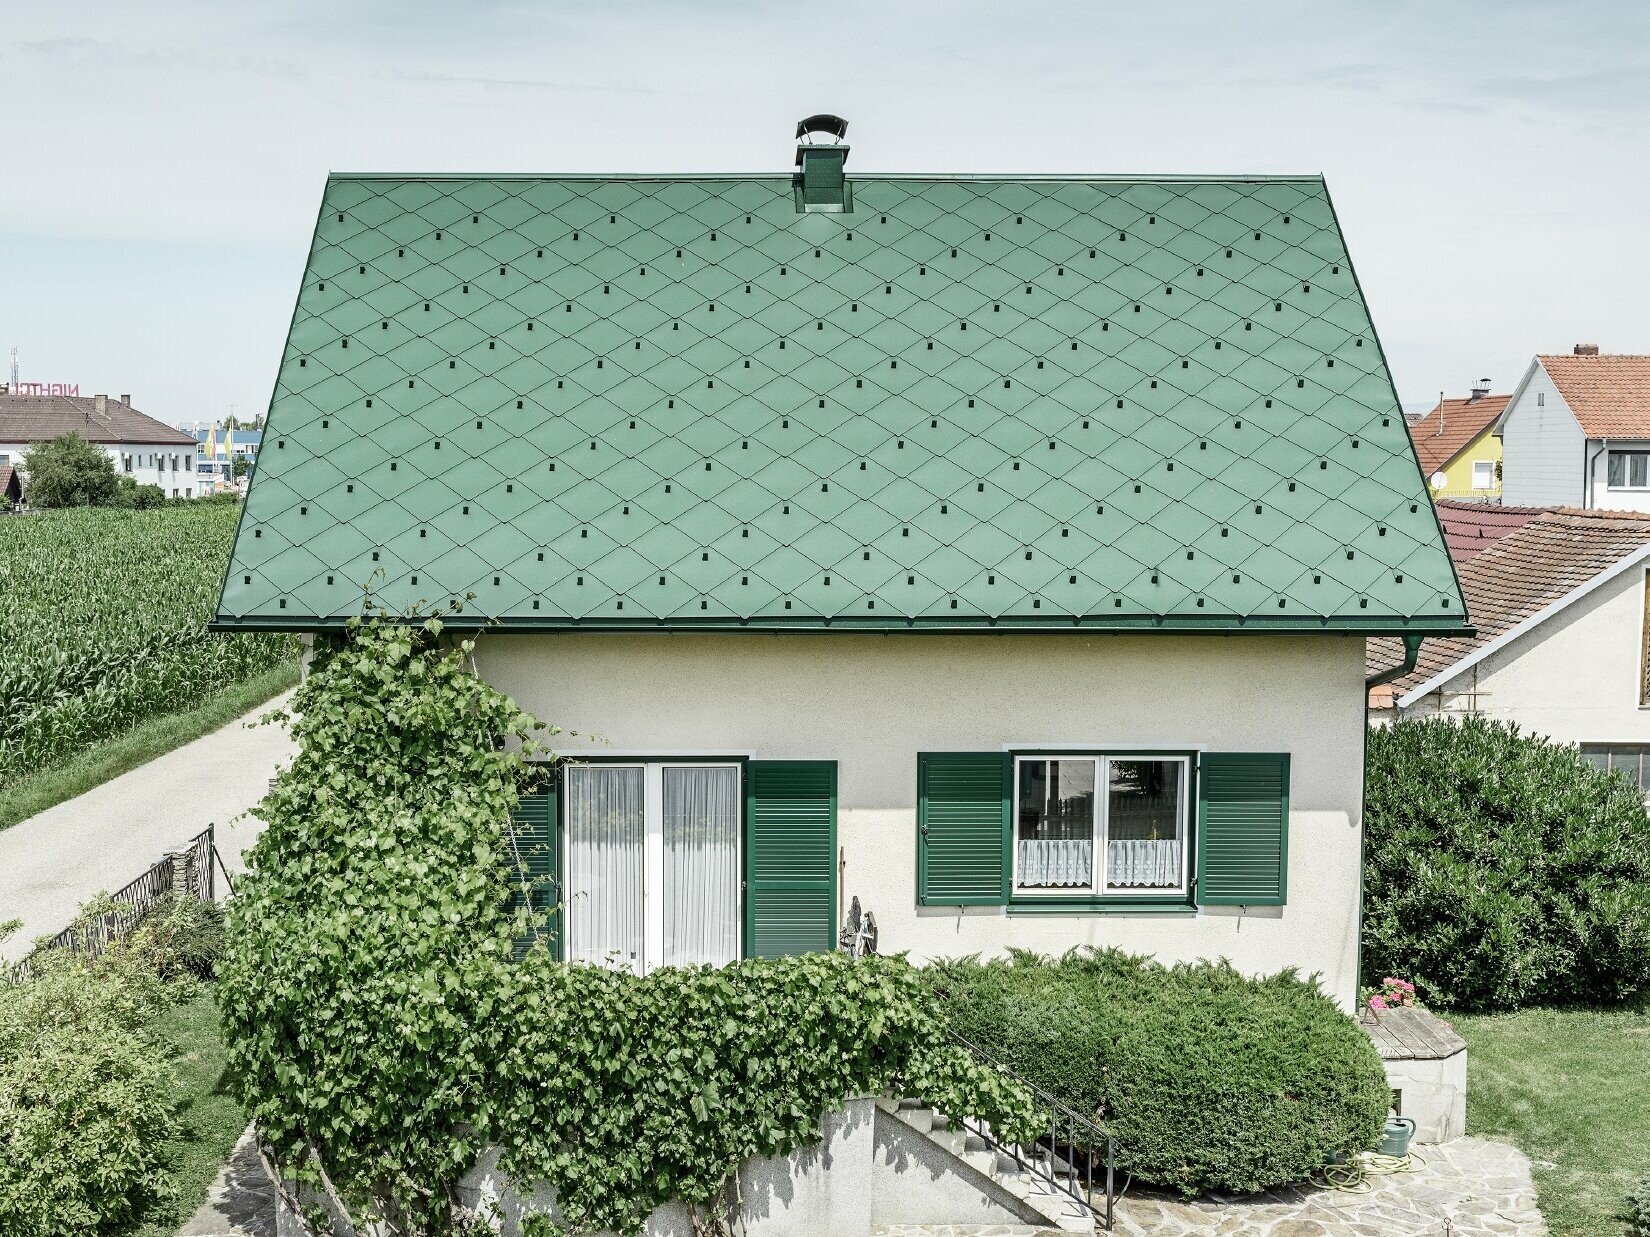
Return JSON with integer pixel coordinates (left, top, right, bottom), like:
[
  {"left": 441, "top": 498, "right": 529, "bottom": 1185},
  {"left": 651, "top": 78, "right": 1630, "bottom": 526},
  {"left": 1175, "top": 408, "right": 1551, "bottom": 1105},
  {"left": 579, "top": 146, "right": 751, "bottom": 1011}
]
[
  {"left": 917, "top": 752, "right": 1010, "bottom": 905},
  {"left": 507, "top": 779, "right": 560, "bottom": 958},
  {"left": 1197, "top": 753, "right": 1289, "bottom": 906},
  {"left": 745, "top": 761, "right": 837, "bottom": 957}
]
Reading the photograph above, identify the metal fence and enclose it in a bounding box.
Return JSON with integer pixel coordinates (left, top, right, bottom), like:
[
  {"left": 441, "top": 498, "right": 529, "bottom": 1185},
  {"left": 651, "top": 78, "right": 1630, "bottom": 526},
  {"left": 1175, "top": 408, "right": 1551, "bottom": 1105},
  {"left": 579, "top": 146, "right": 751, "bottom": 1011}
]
[{"left": 8, "top": 825, "right": 216, "bottom": 983}]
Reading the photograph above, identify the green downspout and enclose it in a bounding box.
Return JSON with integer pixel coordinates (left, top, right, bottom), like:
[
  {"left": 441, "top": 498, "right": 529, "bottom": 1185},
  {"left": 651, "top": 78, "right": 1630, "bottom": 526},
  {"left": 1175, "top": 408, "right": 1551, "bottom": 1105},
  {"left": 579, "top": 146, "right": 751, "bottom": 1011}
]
[
  {"left": 1357, "top": 632, "right": 1424, "bottom": 1006},
  {"left": 1365, "top": 633, "right": 1424, "bottom": 690}
]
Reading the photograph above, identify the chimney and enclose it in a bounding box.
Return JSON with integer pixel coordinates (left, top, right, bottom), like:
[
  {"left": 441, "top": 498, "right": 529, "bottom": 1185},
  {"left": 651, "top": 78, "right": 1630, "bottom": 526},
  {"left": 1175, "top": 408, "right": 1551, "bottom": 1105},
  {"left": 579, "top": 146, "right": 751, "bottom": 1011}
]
[
  {"left": 94, "top": 394, "right": 107, "bottom": 415},
  {"left": 119, "top": 393, "right": 131, "bottom": 406},
  {"left": 1469, "top": 378, "right": 1491, "bottom": 402},
  {"left": 795, "top": 114, "right": 850, "bottom": 213},
  {"left": 1575, "top": 343, "right": 1600, "bottom": 356}
]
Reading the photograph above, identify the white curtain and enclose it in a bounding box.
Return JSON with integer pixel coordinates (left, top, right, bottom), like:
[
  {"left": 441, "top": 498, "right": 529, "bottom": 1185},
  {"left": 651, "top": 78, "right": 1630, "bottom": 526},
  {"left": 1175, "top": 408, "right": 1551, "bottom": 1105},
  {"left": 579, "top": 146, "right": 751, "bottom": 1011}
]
[
  {"left": 663, "top": 766, "right": 740, "bottom": 967},
  {"left": 1017, "top": 838, "right": 1093, "bottom": 887},
  {"left": 1106, "top": 839, "right": 1182, "bottom": 888},
  {"left": 566, "top": 766, "right": 645, "bottom": 973}
]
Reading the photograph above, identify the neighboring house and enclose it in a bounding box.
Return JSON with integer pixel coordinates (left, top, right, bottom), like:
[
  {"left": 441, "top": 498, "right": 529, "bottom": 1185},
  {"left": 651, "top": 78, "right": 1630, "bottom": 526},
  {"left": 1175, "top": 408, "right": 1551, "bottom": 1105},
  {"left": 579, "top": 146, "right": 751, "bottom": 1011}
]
[
  {"left": 1499, "top": 345, "right": 1650, "bottom": 510},
  {"left": 1369, "top": 508, "right": 1650, "bottom": 791},
  {"left": 0, "top": 464, "right": 21, "bottom": 506},
  {"left": 0, "top": 393, "right": 201, "bottom": 497},
  {"left": 211, "top": 118, "right": 1469, "bottom": 1006},
  {"left": 1432, "top": 499, "right": 1544, "bottom": 562},
  {"left": 1408, "top": 382, "right": 1508, "bottom": 502}
]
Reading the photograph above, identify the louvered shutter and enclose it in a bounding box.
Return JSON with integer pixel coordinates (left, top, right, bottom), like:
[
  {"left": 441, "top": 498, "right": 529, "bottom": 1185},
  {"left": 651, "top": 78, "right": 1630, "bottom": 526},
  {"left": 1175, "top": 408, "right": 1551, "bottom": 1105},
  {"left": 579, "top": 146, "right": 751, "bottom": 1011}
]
[
  {"left": 507, "top": 780, "right": 560, "bottom": 958},
  {"left": 1196, "top": 753, "right": 1290, "bottom": 906},
  {"left": 917, "top": 752, "right": 1011, "bottom": 905},
  {"left": 745, "top": 761, "right": 837, "bottom": 957}
]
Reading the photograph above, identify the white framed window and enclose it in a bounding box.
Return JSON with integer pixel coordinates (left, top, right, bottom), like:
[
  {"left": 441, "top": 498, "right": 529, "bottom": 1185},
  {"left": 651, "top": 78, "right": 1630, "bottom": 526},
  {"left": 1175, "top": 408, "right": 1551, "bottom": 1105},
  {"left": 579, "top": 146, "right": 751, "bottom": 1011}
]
[
  {"left": 1012, "top": 754, "right": 1190, "bottom": 896},
  {"left": 1471, "top": 460, "right": 1495, "bottom": 490},
  {"left": 1607, "top": 450, "right": 1650, "bottom": 490},
  {"left": 563, "top": 761, "right": 741, "bottom": 973}
]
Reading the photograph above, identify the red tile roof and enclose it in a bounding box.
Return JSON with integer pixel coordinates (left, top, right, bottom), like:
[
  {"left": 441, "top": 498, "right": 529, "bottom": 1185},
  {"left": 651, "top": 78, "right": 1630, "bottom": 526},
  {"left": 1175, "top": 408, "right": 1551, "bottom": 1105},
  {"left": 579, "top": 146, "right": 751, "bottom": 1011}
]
[
  {"left": 1538, "top": 353, "right": 1650, "bottom": 438},
  {"left": 0, "top": 395, "right": 195, "bottom": 447},
  {"left": 1368, "top": 507, "right": 1650, "bottom": 707},
  {"left": 1434, "top": 500, "right": 1546, "bottom": 564},
  {"left": 0, "top": 465, "right": 18, "bottom": 503},
  {"left": 1406, "top": 394, "right": 1510, "bottom": 476}
]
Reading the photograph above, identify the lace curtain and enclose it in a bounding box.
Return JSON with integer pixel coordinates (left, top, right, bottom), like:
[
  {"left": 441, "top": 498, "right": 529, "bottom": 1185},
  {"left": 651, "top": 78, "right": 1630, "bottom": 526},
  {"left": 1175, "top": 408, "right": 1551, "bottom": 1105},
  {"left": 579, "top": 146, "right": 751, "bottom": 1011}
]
[
  {"left": 565, "top": 766, "right": 645, "bottom": 973},
  {"left": 663, "top": 766, "right": 740, "bottom": 966}
]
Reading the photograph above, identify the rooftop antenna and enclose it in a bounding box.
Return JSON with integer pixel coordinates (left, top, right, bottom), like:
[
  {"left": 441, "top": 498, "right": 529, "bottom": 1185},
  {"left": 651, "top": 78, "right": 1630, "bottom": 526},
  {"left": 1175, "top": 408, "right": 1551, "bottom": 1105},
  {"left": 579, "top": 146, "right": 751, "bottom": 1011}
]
[{"left": 6, "top": 346, "right": 17, "bottom": 394}]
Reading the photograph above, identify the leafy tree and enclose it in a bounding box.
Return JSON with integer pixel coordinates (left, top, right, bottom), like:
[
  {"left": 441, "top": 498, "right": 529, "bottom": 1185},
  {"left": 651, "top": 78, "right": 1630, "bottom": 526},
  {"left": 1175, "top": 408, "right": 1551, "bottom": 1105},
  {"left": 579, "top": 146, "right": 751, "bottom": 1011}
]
[
  {"left": 1365, "top": 716, "right": 1650, "bottom": 1011},
  {"left": 231, "top": 455, "right": 249, "bottom": 480},
  {"left": 20, "top": 433, "right": 119, "bottom": 508}
]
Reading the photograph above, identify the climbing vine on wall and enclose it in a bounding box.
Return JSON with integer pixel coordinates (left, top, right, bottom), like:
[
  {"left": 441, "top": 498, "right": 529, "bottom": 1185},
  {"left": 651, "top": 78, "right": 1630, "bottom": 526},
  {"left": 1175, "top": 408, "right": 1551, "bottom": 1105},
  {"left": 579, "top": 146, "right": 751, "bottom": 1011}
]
[{"left": 219, "top": 608, "right": 1035, "bottom": 1237}]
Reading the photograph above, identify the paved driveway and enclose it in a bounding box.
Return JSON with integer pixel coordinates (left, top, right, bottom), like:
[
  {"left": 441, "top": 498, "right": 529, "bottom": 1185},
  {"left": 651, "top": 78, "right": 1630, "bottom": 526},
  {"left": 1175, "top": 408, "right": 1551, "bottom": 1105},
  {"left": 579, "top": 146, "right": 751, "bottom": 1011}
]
[{"left": 0, "top": 692, "right": 297, "bottom": 962}]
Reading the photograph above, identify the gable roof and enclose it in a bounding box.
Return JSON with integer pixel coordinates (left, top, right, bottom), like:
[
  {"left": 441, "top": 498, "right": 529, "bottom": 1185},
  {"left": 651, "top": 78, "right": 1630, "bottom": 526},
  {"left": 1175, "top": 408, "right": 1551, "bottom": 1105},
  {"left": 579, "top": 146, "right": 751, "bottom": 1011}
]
[
  {"left": 0, "top": 465, "right": 18, "bottom": 503},
  {"left": 1434, "top": 499, "right": 1545, "bottom": 563},
  {"left": 1367, "top": 507, "right": 1650, "bottom": 707},
  {"left": 213, "top": 163, "right": 1468, "bottom": 634},
  {"left": 1406, "top": 395, "right": 1508, "bottom": 476},
  {"left": 0, "top": 396, "right": 196, "bottom": 447},
  {"left": 1537, "top": 353, "right": 1650, "bottom": 438}
]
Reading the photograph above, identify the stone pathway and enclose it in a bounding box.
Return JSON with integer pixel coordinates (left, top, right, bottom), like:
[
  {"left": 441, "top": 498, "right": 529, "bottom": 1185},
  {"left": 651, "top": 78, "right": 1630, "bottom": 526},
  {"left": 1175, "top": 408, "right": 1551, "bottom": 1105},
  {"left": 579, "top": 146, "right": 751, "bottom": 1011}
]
[
  {"left": 176, "top": 1125, "right": 276, "bottom": 1237},
  {"left": 873, "top": 1136, "right": 1546, "bottom": 1237}
]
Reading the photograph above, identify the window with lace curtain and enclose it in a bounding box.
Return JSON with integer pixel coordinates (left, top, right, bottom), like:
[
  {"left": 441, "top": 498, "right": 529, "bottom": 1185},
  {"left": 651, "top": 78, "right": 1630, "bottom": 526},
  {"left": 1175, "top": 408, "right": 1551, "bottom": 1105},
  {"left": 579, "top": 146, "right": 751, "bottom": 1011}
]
[{"left": 1013, "top": 754, "right": 1189, "bottom": 896}]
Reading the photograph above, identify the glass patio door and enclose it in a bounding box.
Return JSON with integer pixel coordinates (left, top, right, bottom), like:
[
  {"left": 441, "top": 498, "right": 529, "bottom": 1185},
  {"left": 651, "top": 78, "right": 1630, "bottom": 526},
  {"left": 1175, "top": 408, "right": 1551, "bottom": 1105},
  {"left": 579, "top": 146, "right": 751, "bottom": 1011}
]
[{"left": 563, "top": 763, "right": 740, "bottom": 973}]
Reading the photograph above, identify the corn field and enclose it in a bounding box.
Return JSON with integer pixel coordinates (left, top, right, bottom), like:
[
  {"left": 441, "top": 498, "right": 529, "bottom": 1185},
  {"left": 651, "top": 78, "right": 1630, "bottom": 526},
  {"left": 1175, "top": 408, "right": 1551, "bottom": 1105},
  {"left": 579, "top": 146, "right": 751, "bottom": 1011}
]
[{"left": 0, "top": 505, "right": 298, "bottom": 782}]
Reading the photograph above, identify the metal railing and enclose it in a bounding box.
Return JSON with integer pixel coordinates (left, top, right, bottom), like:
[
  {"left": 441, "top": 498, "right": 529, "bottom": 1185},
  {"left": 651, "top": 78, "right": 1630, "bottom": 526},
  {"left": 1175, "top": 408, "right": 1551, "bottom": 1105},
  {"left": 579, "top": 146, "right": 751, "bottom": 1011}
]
[
  {"left": 8, "top": 825, "right": 217, "bottom": 983},
  {"left": 944, "top": 1030, "right": 1116, "bottom": 1230}
]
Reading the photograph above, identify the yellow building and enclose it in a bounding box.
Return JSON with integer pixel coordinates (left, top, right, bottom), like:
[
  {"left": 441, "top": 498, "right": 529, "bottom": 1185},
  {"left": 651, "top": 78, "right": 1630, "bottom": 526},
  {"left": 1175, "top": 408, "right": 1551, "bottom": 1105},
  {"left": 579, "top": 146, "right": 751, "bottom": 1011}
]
[{"left": 1408, "top": 384, "right": 1508, "bottom": 502}]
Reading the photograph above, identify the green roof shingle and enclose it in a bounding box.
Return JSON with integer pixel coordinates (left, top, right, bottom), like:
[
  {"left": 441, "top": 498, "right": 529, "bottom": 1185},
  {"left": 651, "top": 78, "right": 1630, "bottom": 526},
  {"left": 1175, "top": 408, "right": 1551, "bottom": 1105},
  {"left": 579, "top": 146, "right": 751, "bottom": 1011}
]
[{"left": 214, "top": 169, "right": 1467, "bottom": 633}]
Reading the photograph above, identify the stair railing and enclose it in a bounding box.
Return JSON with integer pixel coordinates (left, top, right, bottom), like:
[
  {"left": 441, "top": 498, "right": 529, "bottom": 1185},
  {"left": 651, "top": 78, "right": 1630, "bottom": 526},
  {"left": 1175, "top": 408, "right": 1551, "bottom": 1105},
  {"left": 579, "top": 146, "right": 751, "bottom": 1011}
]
[{"left": 943, "top": 1030, "right": 1116, "bottom": 1230}]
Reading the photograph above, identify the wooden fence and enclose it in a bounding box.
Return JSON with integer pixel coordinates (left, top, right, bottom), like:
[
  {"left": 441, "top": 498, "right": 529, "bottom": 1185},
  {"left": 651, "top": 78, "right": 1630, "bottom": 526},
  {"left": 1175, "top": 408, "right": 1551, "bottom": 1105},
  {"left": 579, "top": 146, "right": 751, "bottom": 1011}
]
[{"left": 8, "top": 825, "right": 216, "bottom": 983}]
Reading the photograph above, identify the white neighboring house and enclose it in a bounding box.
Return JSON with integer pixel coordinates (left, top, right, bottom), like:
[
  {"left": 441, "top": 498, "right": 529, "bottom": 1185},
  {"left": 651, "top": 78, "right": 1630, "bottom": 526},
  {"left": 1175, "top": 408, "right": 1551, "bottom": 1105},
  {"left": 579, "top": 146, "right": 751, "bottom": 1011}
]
[
  {"left": 0, "top": 393, "right": 202, "bottom": 498},
  {"left": 1369, "top": 507, "right": 1650, "bottom": 794},
  {"left": 1498, "top": 346, "right": 1650, "bottom": 510}
]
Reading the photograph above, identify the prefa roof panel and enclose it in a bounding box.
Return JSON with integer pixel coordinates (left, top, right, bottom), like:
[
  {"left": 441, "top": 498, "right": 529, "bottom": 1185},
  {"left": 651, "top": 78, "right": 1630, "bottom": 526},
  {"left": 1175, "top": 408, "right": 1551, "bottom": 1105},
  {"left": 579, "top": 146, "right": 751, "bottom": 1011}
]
[{"left": 215, "top": 167, "right": 1467, "bottom": 633}]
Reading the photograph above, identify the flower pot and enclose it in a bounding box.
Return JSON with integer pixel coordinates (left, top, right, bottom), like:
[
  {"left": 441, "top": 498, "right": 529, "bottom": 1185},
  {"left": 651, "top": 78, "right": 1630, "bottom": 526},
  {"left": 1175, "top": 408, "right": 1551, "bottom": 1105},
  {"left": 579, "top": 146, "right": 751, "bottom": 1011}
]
[{"left": 1379, "top": 1115, "right": 1416, "bottom": 1157}]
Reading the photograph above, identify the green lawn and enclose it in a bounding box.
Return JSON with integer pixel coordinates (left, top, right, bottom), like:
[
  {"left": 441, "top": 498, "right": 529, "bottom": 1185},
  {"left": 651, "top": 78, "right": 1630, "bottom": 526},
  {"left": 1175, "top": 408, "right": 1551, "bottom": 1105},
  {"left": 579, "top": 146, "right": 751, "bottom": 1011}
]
[
  {"left": 1454, "top": 1004, "right": 1650, "bottom": 1237},
  {"left": 125, "top": 988, "right": 249, "bottom": 1237},
  {"left": 0, "top": 661, "right": 298, "bottom": 833}
]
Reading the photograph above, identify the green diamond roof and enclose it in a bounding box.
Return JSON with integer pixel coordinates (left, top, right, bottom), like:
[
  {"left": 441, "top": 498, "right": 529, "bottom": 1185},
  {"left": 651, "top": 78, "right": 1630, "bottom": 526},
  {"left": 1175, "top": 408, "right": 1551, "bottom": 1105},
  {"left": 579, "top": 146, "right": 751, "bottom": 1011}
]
[{"left": 213, "top": 171, "right": 1468, "bottom": 633}]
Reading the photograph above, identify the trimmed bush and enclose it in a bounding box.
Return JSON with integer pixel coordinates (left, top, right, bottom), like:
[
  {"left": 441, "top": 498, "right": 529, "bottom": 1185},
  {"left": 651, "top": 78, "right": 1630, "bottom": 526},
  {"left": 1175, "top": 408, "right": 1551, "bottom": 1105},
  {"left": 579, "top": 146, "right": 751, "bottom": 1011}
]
[
  {"left": 1365, "top": 716, "right": 1650, "bottom": 1012},
  {"left": 929, "top": 950, "right": 1390, "bottom": 1197},
  {"left": 1629, "top": 1172, "right": 1650, "bottom": 1237}
]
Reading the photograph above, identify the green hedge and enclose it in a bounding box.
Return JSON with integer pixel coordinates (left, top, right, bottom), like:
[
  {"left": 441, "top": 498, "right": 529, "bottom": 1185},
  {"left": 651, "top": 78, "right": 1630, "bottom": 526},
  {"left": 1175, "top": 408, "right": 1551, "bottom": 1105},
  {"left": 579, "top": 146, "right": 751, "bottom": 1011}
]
[
  {"left": 929, "top": 950, "right": 1390, "bottom": 1197},
  {"left": 1365, "top": 716, "right": 1650, "bottom": 1012}
]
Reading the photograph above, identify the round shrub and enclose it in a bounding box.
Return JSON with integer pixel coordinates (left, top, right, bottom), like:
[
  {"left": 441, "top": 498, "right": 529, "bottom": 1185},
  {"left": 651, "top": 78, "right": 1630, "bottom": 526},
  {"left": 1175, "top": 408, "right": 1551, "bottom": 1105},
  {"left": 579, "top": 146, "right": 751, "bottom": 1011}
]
[
  {"left": 929, "top": 949, "right": 1390, "bottom": 1197},
  {"left": 1365, "top": 716, "right": 1650, "bottom": 1012}
]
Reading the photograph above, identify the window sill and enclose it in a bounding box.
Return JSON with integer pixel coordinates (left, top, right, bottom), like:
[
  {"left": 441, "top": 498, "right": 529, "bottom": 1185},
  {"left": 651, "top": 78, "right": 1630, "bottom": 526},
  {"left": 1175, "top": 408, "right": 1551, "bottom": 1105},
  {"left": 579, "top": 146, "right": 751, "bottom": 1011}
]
[{"left": 1006, "top": 897, "right": 1197, "bottom": 916}]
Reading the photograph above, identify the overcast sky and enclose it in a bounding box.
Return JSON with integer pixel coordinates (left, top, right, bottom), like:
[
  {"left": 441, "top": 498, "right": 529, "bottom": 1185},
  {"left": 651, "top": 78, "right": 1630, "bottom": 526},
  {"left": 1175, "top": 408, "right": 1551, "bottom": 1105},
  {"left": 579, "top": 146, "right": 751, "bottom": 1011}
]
[{"left": 3, "top": 0, "right": 1646, "bottom": 424}]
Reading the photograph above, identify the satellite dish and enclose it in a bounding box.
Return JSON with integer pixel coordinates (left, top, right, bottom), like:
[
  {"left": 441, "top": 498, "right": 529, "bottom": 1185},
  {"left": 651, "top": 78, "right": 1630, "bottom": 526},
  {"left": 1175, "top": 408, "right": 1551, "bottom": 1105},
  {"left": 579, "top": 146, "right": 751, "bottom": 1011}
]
[{"left": 1430, "top": 471, "right": 1448, "bottom": 491}]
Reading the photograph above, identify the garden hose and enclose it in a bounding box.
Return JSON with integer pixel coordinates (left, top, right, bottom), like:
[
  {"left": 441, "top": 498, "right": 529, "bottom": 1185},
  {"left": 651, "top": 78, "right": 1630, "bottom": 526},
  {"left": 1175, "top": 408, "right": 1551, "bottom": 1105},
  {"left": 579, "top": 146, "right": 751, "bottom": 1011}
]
[{"left": 1314, "top": 1148, "right": 1427, "bottom": 1193}]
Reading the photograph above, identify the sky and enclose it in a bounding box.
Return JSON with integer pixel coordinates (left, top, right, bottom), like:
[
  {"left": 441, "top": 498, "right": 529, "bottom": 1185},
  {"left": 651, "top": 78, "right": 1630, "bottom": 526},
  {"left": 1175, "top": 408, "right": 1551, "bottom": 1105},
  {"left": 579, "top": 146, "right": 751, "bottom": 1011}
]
[{"left": 3, "top": 0, "right": 1646, "bottom": 425}]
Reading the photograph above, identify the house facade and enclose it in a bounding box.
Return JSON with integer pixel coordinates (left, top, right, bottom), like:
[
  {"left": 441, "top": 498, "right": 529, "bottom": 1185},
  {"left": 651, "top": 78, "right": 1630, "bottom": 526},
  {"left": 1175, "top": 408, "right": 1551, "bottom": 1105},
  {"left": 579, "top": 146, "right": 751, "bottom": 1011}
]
[
  {"left": 212, "top": 121, "right": 1468, "bottom": 1006},
  {"left": 0, "top": 393, "right": 201, "bottom": 497},
  {"left": 1499, "top": 347, "right": 1650, "bottom": 511},
  {"left": 1408, "top": 383, "right": 1507, "bottom": 503},
  {"left": 1369, "top": 508, "right": 1650, "bottom": 794}
]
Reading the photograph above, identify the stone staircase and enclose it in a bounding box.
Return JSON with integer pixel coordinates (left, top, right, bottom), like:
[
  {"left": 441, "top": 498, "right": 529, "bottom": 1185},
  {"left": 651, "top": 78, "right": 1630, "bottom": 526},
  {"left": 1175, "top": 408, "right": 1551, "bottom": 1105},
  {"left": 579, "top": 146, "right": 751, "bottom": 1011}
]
[{"left": 875, "top": 1096, "right": 1098, "bottom": 1234}]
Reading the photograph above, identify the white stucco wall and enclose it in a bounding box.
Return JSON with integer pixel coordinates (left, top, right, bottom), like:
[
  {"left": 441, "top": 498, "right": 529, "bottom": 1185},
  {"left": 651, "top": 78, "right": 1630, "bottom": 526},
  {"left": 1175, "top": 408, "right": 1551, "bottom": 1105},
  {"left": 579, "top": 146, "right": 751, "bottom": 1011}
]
[
  {"left": 473, "top": 631, "right": 1369, "bottom": 1006},
  {"left": 1401, "top": 559, "right": 1650, "bottom": 745},
  {"left": 1587, "top": 438, "right": 1650, "bottom": 514},
  {"left": 1499, "top": 362, "right": 1585, "bottom": 508},
  {"left": 0, "top": 440, "right": 200, "bottom": 498}
]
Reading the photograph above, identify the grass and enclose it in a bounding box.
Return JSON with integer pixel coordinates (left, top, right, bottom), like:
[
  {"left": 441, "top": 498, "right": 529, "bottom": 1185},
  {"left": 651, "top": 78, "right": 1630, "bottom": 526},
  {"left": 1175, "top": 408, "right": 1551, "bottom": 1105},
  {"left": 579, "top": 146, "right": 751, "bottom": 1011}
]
[
  {"left": 126, "top": 987, "right": 249, "bottom": 1237},
  {"left": 1453, "top": 1003, "right": 1650, "bottom": 1237},
  {"left": 0, "top": 661, "right": 299, "bottom": 833}
]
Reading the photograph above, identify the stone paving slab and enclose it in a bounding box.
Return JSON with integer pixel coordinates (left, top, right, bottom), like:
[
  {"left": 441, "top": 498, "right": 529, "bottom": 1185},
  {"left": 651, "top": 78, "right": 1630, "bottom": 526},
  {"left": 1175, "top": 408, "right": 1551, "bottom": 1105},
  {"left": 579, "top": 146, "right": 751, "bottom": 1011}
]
[
  {"left": 874, "top": 1137, "right": 1545, "bottom": 1237},
  {"left": 176, "top": 1125, "right": 276, "bottom": 1237}
]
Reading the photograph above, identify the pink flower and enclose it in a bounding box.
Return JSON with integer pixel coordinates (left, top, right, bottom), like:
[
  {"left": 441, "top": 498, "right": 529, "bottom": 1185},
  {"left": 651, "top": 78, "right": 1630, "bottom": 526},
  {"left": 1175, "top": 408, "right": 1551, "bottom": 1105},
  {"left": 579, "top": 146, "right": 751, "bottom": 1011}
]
[{"left": 1369, "top": 995, "right": 1388, "bottom": 1011}]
